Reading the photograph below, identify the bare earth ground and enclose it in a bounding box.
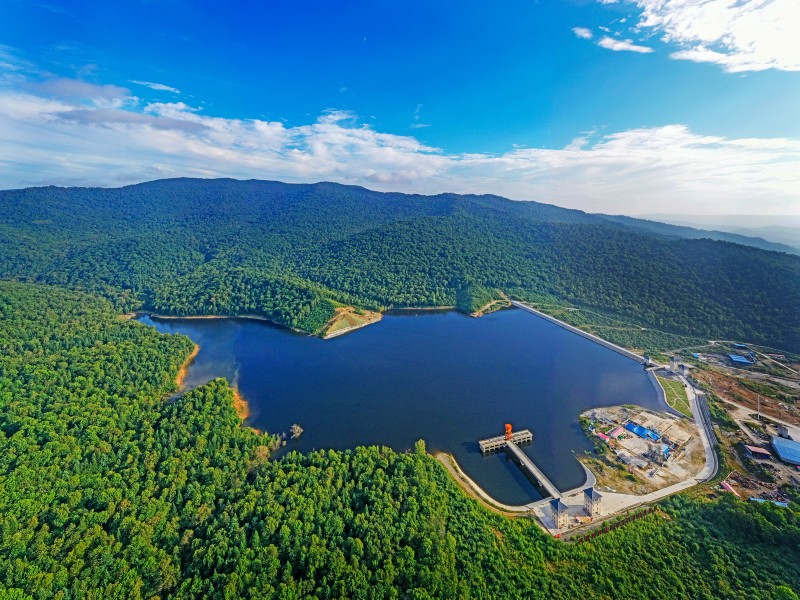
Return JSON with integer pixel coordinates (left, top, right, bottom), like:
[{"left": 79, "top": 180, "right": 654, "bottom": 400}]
[
  {"left": 322, "top": 306, "right": 382, "bottom": 338},
  {"left": 695, "top": 368, "right": 800, "bottom": 427},
  {"left": 579, "top": 406, "right": 703, "bottom": 496},
  {"left": 470, "top": 291, "right": 511, "bottom": 318}
]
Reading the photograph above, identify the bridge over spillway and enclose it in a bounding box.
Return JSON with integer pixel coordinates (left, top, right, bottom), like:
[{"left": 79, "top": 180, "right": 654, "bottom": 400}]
[{"left": 479, "top": 427, "right": 561, "bottom": 499}]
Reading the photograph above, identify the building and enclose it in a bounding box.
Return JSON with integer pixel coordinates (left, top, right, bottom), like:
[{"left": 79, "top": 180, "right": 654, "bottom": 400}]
[
  {"left": 772, "top": 436, "right": 800, "bottom": 466},
  {"left": 729, "top": 354, "right": 752, "bottom": 366},
  {"left": 744, "top": 444, "right": 772, "bottom": 460},
  {"left": 550, "top": 498, "right": 569, "bottom": 529},
  {"left": 679, "top": 364, "right": 690, "bottom": 377},
  {"left": 583, "top": 487, "right": 602, "bottom": 518},
  {"left": 777, "top": 425, "right": 800, "bottom": 441},
  {"left": 608, "top": 426, "right": 625, "bottom": 439},
  {"left": 670, "top": 355, "right": 678, "bottom": 372}
]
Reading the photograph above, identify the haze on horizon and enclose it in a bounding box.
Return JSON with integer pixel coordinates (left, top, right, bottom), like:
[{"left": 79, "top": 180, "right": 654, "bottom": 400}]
[{"left": 1, "top": 0, "right": 799, "bottom": 216}]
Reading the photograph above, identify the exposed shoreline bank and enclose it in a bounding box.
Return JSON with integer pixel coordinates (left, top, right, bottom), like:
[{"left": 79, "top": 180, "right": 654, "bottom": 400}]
[
  {"left": 321, "top": 307, "right": 383, "bottom": 339},
  {"left": 232, "top": 387, "right": 250, "bottom": 421},
  {"left": 176, "top": 343, "right": 200, "bottom": 389},
  {"left": 171, "top": 337, "right": 252, "bottom": 426}
]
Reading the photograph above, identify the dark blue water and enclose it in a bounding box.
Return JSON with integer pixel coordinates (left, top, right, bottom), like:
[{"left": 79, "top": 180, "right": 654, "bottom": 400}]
[{"left": 140, "top": 308, "right": 664, "bottom": 505}]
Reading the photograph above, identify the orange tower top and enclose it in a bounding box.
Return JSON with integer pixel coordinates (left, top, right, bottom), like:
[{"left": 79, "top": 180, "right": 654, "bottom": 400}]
[{"left": 504, "top": 423, "right": 513, "bottom": 440}]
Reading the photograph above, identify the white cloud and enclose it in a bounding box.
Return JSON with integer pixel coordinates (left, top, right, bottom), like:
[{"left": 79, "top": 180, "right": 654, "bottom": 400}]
[
  {"left": 34, "top": 78, "right": 132, "bottom": 109},
  {"left": 0, "top": 81, "right": 799, "bottom": 215},
  {"left": 129, "top": 80, "right": 181, "bottom": 94},
  {"left": 623, "top": 0, "right": 800, "bottom": 72},
  {"left": 573, "top": 27, "right": 594, "bottom": 39},
  {"left": 597, "top": 36, "right": 655, "bottom": 53}
]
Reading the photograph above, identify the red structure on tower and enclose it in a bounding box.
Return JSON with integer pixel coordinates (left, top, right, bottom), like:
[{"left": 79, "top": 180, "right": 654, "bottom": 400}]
[{"left": 504, "top": 423, "right": 513, "bottom": 440}]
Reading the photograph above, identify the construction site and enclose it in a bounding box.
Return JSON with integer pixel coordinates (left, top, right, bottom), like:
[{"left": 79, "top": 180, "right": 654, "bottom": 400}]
[{"left": 579, "top": 406, "right": 704, "bottom": 496}]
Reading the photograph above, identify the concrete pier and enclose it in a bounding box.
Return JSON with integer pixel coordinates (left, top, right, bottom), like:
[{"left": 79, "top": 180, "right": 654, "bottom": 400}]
[
  {"left": 478, "top": 428, "right": 561, "bottom": 499},
  {"left": 478, "top": 429, "right": 533, "bottom": 453},
  {"left": 505, "top": 441, "right": 561, "bottom": 499}
]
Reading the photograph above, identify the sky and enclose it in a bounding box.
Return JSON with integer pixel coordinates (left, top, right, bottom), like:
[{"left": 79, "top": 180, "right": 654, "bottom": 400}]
[{"left": 1, "top": 0, "right": 799, "bottom": 216}]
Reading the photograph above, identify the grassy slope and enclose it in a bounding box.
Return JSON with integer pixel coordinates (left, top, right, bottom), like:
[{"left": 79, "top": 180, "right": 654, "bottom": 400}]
[{"left": 657, "top": 375, "right": 693, "bottom": 417}]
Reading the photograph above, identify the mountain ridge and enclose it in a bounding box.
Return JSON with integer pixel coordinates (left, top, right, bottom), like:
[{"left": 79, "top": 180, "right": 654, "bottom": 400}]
[{"left": 2, "top": 177, "right": 798, "bottom": 351}]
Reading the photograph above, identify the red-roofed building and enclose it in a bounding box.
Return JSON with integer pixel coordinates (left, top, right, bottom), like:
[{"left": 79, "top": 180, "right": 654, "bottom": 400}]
[{"left": 744, "top": 444, "right": 772, "bottom": 460}]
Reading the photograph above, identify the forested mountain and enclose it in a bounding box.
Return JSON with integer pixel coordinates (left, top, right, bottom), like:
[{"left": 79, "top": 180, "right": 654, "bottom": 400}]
[
  {"left": 1, "top": 178, "right": 798, "bottom": 351},
  {"left": 2, "top": 281, "right": 800, "bottom": 599},
  {"left": 599, "top": 214, "right": 800, "bottom": 255}
]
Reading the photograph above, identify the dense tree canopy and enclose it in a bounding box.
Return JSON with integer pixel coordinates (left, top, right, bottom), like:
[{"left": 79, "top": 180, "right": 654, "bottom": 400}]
[
  {"left": 1, "top": 179, "right": 798, "bottom": 350},
  {"left": 1, "top": 282, "right": 800, "bottom": 598}
]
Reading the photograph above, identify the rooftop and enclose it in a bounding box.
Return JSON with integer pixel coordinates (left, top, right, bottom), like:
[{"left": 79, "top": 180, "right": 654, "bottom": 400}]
[
  {"left": 584, "top": 487, "right": 602, "bottom": 500},
  {"left": 729, "top": 354, "right": 752, "bottom": 365},
  {"left": 744, "top": 444, "right": 772, "bottom": 457},
  {"left": 772, "top": 436, "right": 800, "bottom": 465}
]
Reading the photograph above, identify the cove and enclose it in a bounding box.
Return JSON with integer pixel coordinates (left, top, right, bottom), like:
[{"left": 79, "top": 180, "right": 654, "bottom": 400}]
[{"left": 140, "top": 308, "right": 665, "bottom": 505}]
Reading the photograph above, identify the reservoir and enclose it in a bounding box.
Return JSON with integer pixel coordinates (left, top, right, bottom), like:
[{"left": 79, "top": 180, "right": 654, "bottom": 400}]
[{"left": 140, "top": 308, "right": 665, "bottom": 505}]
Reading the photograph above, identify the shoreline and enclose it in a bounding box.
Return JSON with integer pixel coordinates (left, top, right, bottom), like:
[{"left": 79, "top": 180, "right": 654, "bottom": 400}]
[
  {"left": 389, "top": 305, "right": 456, "bottom": 311},
  {"left": 433, "top": 452, "right": 533, "bottom": 515},
  {"left": 172, "top": 339, "right": 253, "bottom": 426},
  {"left": 321, "top": 307, "right": 383, "bottom": 339},
  {"left": 232, "top": 387, "right": 251, "bottom": 421},
  {"left": 142, "top": 310, "right": 380, "bottom": 340},
  {"left": 176, "top": 344, "right": 200, "bottom": 388},
  {"left": 143, "top": 311, "right": 278, "bottom": 324}
]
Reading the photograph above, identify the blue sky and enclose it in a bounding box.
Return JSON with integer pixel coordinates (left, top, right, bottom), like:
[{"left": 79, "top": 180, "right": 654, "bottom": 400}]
[{"left": 1, "top": 0, "right": 799, "bottom": 215}]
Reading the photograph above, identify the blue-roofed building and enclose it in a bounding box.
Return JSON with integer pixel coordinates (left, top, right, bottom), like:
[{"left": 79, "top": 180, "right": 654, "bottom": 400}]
[
  {"left": 625, "top": 422, "right": 661, "bottom": 441},
  {"left": 772, "top": 436, "right": 800, "bottom": 466},
  {"left": 733, "top": 343, "right": 750, "bottom": 350},
  {"left": 729, "top": 354, "right": 752, "bottom": 365}
]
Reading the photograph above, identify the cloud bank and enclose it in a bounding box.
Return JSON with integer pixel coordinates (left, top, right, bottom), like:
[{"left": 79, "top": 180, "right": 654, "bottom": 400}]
[
  {"left": 625, "top": 0, "right": 800, "bottom": 71},
  {"left": 1, "top": 77, "right": 799, "bottom": 215}
]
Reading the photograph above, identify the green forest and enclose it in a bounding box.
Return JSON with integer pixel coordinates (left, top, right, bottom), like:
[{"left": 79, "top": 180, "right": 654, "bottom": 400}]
[
  {"left": 1, "top": 179, "right": 798, "bottom": 351},
  {"left": 2, "top": 281, "right": 800, "bottom": 599}
]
